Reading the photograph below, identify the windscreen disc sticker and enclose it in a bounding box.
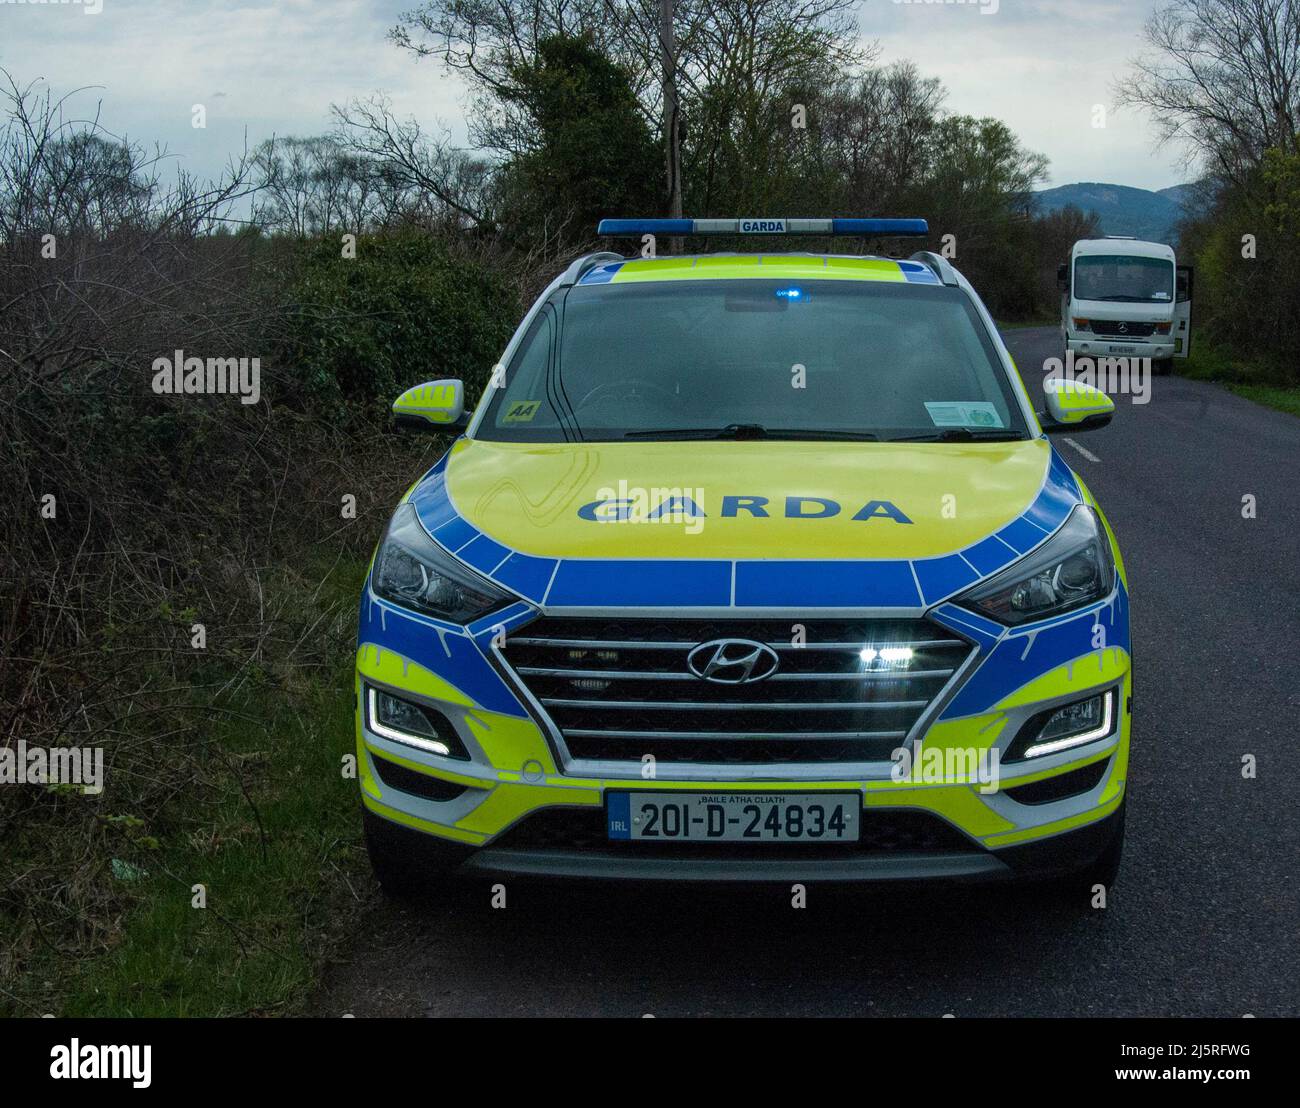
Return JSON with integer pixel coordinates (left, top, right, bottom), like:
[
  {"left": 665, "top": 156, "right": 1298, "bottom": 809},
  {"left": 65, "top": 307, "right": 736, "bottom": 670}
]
[
  {"left": 502, "top": 400, "right": 542, "bottom": 423},
  {"left": 924, "top": 401, "right": 1004, "bottom": 429}
]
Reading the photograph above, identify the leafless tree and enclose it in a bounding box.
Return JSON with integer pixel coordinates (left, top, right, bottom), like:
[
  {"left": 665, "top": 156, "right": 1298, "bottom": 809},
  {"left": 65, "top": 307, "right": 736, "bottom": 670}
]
[
  {"left": 1118, "top": 0, "right": 1300, "bottom": 185},
  {"left": 329, "top": 94, "right": 496, "bottom": 230},
  {"left": 388, "top": 0, "right": 868, "bottom": 212}
]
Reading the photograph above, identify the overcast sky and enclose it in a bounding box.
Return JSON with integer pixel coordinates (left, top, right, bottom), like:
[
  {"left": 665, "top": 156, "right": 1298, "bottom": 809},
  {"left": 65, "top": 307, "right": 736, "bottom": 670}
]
[{"left": 0, "top": 0, "right": 1188, "bottom": 194}]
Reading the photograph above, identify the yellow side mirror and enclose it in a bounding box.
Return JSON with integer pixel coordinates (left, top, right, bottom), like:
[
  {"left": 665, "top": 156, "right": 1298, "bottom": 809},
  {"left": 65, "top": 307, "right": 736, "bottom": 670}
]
[
  {"left": 392, "top": 379, "right": 466, "bottom": 432},
  {"left": 1042, "top": 380, "right": 1114, "bottom": 433}
]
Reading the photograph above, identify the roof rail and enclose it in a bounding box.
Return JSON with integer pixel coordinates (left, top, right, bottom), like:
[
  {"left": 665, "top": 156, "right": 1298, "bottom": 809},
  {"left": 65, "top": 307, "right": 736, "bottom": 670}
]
[
  {"left": 909, "top": 250, "right": 959, "bottom": 287},
  {"left": 561, "top": 251, "right": 626, "bottom": 285}
]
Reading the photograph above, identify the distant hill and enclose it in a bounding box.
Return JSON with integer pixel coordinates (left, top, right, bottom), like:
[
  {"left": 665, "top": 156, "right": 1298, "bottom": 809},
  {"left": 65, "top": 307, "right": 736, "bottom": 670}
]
[{"left": 1033, "top": 182, "right": 1198, "bottom": 244}]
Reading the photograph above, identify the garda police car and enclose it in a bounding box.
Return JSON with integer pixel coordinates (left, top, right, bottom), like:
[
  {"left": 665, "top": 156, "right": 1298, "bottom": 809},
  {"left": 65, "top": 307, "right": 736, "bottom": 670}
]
[{"left": 358, "top": 217, "right": 1130, "bottom": 893}]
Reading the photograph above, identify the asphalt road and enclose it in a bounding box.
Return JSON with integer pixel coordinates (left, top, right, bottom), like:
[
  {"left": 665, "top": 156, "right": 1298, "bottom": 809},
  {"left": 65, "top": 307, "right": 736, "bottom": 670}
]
[{"left": 313, "top": 328, "right": 1300, "bottom": 1017}]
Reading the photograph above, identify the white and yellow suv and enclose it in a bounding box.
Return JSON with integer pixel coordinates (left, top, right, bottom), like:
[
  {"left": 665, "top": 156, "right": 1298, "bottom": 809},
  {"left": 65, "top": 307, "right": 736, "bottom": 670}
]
[{"left": 357, "top": 217, "right": 1130, "bottom": 893}]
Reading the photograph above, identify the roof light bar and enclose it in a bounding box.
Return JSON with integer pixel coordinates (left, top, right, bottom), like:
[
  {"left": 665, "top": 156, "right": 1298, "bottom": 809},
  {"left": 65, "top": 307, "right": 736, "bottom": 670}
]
[{"left": 596, "top": 217, "right": 930, "bottom": 238}]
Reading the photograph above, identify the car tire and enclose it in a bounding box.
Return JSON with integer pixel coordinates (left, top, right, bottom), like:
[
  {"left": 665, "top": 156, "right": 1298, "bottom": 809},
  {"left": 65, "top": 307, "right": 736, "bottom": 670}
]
[
  {"left": 363, "top": 807, "right": 465, "bottom": 898},
  {"left": 1040, "top": 800, "right": 1126, "bottom": 903}
]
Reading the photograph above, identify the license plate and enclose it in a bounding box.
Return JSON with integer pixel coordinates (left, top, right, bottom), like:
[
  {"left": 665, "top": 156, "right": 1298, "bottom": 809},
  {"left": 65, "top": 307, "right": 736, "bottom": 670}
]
[
  {"left": 607, "top": 792, "right": 860, "bottom": 843},
  {"left": 1109, "top": 344, "right": 1137, "bottom": 354}
]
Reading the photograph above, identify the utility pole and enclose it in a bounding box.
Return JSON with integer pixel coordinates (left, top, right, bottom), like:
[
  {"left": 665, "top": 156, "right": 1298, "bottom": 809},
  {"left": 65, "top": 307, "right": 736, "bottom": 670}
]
[{"left": 660, "top": 0, "right": 682, "bottom": 252}]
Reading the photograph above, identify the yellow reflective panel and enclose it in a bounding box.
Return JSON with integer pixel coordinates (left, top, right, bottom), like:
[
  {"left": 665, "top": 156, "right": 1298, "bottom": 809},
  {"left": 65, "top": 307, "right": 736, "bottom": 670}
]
[
  {"left": 445, "top": 438, "right": 1051, "bottom": 560},
  {"left": 462, "top": 711, "right": 559, "bottom": 776},
  {"left": 394, "top": 381, "right": 460, "bottom": 423},
  {"left": 356, "top": 643, "right": 475, "bottom": 707},
  {"left": 457, "top": 782, "right": 602, "bottom": 838},
  {"left": 994, "top": 647, "right": 1130, "bottom": 712}
]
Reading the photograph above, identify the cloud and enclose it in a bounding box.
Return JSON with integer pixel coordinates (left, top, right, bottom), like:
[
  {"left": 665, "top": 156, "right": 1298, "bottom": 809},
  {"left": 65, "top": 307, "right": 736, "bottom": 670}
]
[
  {"left": 0, "top": 0, "right": 473, "bottom": 180},
  {"left": 0, "top": 0, "right": 1188, "bottom": 192},
  {"left": 863, "top": 0, "right": 1188, "bottom": 190}
]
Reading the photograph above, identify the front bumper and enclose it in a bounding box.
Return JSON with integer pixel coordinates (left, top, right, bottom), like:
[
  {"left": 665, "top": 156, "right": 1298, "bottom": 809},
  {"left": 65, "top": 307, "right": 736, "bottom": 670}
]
[
  {"left": 355, "top": 598, "right": 1133, "bottom": 882},
  {"left": 362, "top": 782, "right": 1126, "bottom": 884},
  {"left": 1067, "top": 336, "right": 1175, "bottom": 360}
]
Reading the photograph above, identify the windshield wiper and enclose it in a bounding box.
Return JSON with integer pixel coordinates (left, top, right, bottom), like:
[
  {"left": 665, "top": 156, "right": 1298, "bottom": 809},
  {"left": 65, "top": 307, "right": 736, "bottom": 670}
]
[
  {"left": 763, "top": 428, "right": 879, "bottom": 441},
  {"left": 1090, "top": 294, "right": 1160, "bottom": 302},
  {"left": 623, "top": 423, "right": 765, "bottom": 440},
  {"left": 623, "top": 424, "right": 877, "bottom": 442},
  {"left": 887, "top": 428, "right": 1029, "bottom": 443}
]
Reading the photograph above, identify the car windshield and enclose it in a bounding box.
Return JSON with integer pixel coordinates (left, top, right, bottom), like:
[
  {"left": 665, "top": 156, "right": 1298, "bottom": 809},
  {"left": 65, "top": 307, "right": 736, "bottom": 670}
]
[
  {"left": 475, "top": 276, "right": 1029, "bottom": 442},
  {"left": 1073, "top": 254, "right": 1174, "bottom": 304}
]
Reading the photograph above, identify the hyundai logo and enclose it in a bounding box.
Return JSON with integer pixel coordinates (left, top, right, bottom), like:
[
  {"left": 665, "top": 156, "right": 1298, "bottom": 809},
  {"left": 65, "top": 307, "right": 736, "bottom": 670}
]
[{"left": 687, "top": 638, "right": 780, "bottom": 684}]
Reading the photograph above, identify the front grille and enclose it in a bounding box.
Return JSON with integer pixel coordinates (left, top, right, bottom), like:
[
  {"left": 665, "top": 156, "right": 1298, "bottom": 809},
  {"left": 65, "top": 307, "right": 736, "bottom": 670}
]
[
  {"left": 501, "top": 617, "right": 972, "bottom": 767},
  {"left": 492, "top": 806, "right": 978, "bottom": 856},
  {"left": 1088, "top": 320, "right": 1156, "bottom": 337}
]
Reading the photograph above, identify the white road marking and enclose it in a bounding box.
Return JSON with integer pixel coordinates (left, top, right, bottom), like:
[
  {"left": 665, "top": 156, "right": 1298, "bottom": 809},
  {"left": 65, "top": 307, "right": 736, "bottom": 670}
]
[{"left": 1062, "top": 437, "right": 1101, "bottom": 463}]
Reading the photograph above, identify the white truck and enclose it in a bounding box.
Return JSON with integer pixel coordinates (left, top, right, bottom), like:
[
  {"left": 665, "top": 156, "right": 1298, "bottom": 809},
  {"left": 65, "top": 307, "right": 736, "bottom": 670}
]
[{"left": 1059, "top": 238, "right": 1193, "bottom": 375}]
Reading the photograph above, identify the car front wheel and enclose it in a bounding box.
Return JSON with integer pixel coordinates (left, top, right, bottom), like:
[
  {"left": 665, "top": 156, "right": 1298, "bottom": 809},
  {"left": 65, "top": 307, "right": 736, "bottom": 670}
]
[{"left": 362, "top": 807, "right": 467, "bottom": 898}]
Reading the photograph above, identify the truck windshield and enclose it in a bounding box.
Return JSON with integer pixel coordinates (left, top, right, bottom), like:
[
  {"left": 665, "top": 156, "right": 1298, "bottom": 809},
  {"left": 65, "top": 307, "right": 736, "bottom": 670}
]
[
  {"left": 476, "top": 278, "right": 1028, "bottom": 443},
  {"left": 1073, "top": 255, "right": 1174, "bottom": 304}
]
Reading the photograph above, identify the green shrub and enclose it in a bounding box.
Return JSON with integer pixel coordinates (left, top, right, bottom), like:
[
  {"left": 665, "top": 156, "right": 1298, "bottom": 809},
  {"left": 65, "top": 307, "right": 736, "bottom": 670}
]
[{"left": 283, "top": 233, "right": 519, "bottom": 416}]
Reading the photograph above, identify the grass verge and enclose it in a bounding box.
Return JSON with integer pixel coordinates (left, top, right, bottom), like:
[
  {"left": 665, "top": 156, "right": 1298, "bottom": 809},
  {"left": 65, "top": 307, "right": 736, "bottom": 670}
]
[
  {"left": 1, "top": 556, "right": 372, "bottom": 1017},
  {"left": 1180, "top": 342, "right": 1300, "bottom": 418}
]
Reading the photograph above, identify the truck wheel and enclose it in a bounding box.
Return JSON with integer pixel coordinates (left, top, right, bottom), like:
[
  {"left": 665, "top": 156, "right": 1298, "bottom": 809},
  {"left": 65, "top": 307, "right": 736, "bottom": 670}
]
[
  {"left": 1153, "top": 357, "right": 1174, "bottom": 376},
  {"left": 363, "top": 807, "right": 465, "bottom": 898}
]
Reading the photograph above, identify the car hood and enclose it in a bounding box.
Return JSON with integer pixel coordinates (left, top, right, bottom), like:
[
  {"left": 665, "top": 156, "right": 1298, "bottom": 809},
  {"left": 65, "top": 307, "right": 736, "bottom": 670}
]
[{"left": 423, "top": 437, "right": 1073, "bottom": 563}]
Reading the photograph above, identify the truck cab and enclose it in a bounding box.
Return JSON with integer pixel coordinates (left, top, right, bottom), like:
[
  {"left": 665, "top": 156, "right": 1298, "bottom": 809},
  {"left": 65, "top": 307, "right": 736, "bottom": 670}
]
[{"left": 1059, "top": 238, "right": 1187, "bottom": 374}]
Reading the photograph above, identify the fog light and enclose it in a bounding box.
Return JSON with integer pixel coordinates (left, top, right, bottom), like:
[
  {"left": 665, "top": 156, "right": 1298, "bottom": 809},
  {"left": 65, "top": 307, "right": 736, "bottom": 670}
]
[
  {"left": 366, "top": 686, "right": 467, "bottom": 759},
  {"left": 1009, "top": 690, "right": 1115, "bottom": 761}
]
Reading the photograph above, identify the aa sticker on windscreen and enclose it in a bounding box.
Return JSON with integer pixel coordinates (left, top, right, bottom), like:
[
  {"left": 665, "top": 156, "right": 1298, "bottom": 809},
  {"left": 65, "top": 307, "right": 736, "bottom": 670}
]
[
  {"left": 502, "top": 400, "right": 541, "bottom": 423},
  {"left": 924, "top": 401, "right": 1004, "bottom": 429}
]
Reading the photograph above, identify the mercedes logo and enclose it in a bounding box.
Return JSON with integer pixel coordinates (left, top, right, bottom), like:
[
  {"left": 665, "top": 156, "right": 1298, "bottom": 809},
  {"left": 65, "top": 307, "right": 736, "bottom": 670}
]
[
  {"left": 686, "top": 638, "right": 780, "bottom": 684},
  {"left": 1116, "top": 321, "right": 1128, "bottom": 333}
]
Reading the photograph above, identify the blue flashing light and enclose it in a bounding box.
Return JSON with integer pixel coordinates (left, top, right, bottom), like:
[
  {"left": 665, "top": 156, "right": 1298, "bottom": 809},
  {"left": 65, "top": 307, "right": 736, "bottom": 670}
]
[
  {"left": 597, "top": 219, "right": 694, "bottom": 236},
  {"left": 830, "top": 218, "right": 929, "bottom": 236}
]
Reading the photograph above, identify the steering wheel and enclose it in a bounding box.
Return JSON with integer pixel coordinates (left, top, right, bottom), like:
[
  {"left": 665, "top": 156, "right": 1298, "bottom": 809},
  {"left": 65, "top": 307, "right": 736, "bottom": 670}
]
[{"left": 574, "top": 379, "right": 679, "bottom": 412}]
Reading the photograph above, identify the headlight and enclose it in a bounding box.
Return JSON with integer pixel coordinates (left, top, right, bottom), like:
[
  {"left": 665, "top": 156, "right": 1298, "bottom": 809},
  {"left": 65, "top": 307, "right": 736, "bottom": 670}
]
[
  {"left": 960, "top": 506, "right": 1115, "bottom": 626},
  {"left": 1007, "top": 689, "right": 1116, "bottom": 761},
  {"left": 371, "top": 503, "right": 511, "bottom": 623}
]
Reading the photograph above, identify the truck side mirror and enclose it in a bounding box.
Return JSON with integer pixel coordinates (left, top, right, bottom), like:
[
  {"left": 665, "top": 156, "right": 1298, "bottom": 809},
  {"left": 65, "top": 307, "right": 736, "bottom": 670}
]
[
  {"left": 1056, "top": 263, "right": 1069, "bottom": 293},
  {"left": 392, "top": 379, "right": 469, "bottom": 433}
]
